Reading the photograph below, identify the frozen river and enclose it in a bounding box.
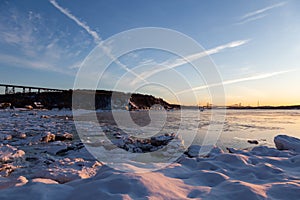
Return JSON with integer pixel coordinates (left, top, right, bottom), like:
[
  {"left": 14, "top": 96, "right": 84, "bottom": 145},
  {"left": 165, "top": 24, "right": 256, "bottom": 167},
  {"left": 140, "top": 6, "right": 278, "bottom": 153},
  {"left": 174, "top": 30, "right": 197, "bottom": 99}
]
[
  {"left": 74, "top": 108, "right": 300, "bottom": 150},
  {"left": 1, "top": 108, "right": 299, "bottom": 150},
  {"left": 194, "top": 109, "right": 300, "bottom": 149}
]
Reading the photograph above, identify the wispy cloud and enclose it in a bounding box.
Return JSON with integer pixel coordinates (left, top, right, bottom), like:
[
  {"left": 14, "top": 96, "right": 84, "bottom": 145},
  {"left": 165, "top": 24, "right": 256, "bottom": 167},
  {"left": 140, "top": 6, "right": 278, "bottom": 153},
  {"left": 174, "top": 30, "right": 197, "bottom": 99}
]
[
  {"left": 177, "top": 70, "right": 295, "bottom": 94},
  {"left": 237, "top": 1, "right": 287, "bottom": 25},
  {"left": 131, "top": 39, "right": 250, "bottom": 85},
  {"left": 49, "top": 0, "right": 101, "bottom": 44},
  {"left": 0, "top": 53, "right": 73, "bottom": 75},
  {"left": 0, "top": 6, "right": 87, "bottom": 74}
]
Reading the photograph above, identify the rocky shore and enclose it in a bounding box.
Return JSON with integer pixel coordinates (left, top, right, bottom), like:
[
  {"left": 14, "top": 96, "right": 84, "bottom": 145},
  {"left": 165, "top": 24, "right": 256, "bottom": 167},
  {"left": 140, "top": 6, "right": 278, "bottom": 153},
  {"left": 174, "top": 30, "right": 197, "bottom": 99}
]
[
  {"left": 0, "top": 109, "right": 183, "bottom": 184},
  {"left": 0, "top": 109, "right": 299, "bottom": 199}
]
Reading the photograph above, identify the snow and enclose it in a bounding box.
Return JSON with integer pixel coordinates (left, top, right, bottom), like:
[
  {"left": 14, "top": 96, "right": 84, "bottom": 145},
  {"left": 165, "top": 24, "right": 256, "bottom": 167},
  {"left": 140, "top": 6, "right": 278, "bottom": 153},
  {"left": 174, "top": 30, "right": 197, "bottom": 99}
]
[
  {"left": 0, "top": 145, "right": 25, "bottom": 163},
  {"left": 0, "top": 109, "right": 300, "bottom": 199},
  {"left": 274, "top": 134, "right": 300, "bottom": 153},
  {"left": 1, "top": 142, "right": 300, "bottom": 199}
]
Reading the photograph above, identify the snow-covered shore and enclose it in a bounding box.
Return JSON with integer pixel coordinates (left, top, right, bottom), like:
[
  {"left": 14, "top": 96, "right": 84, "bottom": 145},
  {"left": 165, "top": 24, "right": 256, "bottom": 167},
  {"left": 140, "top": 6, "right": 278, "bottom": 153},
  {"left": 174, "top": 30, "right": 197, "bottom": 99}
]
[{"left": 0, "top": 109, "right": 299, "bottom": 199}]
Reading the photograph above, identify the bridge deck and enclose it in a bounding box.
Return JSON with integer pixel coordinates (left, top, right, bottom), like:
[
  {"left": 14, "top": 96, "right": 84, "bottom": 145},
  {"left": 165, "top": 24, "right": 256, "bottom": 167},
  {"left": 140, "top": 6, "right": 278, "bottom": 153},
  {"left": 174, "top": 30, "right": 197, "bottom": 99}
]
[{"left": 0, "top": 84, "right": 66, "bottom": 94}]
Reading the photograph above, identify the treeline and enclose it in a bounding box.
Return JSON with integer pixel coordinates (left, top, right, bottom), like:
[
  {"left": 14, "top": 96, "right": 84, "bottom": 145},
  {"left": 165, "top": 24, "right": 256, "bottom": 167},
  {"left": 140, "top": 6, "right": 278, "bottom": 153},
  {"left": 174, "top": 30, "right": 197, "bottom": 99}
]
[
  {"left": 227, "top": 105, "right": 300, "bottom": 110},
  {"left": 0, "top": 90, "right": 180, "bottom": 110}
]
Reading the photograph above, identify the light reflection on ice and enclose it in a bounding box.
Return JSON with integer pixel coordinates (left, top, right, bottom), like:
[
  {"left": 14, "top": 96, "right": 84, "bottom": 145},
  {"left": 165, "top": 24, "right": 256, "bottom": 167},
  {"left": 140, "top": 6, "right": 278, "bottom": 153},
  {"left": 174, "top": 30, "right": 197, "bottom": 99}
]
[{"left": 1, "top": 108, "right": 299, "bottom": 151}]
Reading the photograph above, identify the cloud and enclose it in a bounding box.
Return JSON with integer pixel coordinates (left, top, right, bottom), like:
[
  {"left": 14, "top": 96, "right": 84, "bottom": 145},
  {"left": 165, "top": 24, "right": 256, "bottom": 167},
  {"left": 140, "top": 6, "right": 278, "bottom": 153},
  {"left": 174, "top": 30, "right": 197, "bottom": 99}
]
[
  {"left": 176, "top": 70, "right": 295, "bottom": 94},
  {"left": 237, "top": 1, "right": 287, "bottom": 25},
  {"left": 138, "top": 59, "right": 155, "bottom": 65},
  {"left": 199, "top": 39, "right": 250, "bottom": 55},
  {"left": 236, "top": 14, "right": 268, "bottom": 25},
  {"left": 0, "top": 53, "right": 73, "bottom": 75},
  {"left": 0, "top": 10, "right": 37, "bottom": 56},
  {"left": 131, "top": 39, "right": 250, "bottom": 85},
  {"left": 241, "top": 2, "right": 286, "bottom": 19},
  {"left": 0, "top": 5, "right": 93, "bottom": 75},
  {"left": 49, "top": 0, "right": 101, "bottom": 44}
]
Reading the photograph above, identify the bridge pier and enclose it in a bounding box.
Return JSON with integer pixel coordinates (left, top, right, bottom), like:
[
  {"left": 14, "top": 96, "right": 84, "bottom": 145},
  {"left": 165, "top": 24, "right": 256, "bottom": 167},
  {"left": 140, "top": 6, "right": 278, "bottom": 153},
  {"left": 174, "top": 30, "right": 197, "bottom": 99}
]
[{"left": 4, "top": 86, "right": 15, "bottom": 94}]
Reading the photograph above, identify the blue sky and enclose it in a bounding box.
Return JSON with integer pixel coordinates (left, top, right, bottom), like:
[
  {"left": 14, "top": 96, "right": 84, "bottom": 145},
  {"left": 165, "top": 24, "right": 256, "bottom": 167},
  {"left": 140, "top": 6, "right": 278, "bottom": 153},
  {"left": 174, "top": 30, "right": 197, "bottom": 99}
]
[{"left": 0, "top": 0, "right": 299, "bottom": 106}]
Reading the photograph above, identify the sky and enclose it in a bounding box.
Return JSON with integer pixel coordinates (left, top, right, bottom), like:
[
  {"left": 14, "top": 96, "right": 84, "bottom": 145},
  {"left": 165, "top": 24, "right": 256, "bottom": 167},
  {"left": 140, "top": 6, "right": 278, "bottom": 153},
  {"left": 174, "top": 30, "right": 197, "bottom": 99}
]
[{"left": 0, "top": 0, "right": 300, "bottom": 106}]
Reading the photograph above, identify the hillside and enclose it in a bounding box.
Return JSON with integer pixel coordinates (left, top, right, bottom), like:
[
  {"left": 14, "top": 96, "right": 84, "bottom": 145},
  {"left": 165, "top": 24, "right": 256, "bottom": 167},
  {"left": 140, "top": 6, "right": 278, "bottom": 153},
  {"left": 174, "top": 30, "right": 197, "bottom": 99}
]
[{"left": 0, "top": 90, "right": 180, "bottom": 110}]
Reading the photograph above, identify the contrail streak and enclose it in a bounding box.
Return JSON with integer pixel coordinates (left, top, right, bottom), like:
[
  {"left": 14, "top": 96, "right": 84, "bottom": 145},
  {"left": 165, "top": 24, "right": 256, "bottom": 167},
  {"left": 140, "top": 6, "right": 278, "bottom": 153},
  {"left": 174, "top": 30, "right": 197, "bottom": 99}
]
[
  {"left": 177, "top": 70, "right": 294, "bottom": 94},
  {"left": 241, "top": 2, "right": 287, "bottom": 19},
  {"left": 49, "top": 0, "right": 101, "bottom": 44},
  {"left": 131, "top": 39, "right": 250, "bottom": 85},
  {"left": 49, "top": 0, "right": 147, "bottom": 84}
]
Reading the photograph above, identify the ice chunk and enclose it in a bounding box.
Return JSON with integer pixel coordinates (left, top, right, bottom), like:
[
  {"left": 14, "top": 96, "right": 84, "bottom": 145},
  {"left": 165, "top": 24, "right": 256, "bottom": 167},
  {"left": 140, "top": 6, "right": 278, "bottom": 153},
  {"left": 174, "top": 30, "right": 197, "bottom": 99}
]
[{"left": 274, "top": 135, "right": 300, "bottom": 153}]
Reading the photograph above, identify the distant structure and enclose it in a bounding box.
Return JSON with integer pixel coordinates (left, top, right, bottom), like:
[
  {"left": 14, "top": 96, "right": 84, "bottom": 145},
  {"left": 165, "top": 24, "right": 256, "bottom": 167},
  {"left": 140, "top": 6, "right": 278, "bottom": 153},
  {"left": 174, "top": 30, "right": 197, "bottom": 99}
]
[
  {"left": 257, "top": 100, "right": 260, "bottom": 107},
  {"left": 206, "top": 102, "right": 212, "bottom": 109},
  {"left": 0, "top": 84, "right": 65, "bottom": 95}
]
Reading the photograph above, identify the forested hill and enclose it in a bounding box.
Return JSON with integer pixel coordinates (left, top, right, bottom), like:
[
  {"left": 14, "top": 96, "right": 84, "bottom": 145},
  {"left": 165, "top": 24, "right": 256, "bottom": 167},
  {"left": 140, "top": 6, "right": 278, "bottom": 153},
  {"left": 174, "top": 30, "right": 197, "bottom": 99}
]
[{"left": 0, "top": 90, "right": 180, "bottom": 110}]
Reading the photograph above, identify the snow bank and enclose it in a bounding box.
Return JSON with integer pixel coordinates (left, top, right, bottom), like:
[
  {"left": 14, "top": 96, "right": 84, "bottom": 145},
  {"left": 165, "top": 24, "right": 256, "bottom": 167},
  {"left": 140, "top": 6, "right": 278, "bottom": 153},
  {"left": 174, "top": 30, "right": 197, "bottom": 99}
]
[{"left": 1, "top": 134, "right": 299, "bottom": 199}]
